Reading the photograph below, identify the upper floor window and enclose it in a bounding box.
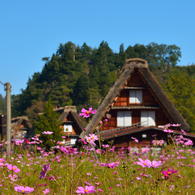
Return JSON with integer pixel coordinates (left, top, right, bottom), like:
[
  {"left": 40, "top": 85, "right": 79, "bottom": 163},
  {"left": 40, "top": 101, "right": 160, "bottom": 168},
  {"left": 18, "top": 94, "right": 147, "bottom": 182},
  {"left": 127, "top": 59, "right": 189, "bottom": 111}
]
[
  {"left": 64, "top": 124, "right": 72, "bottom": 132},
  {"left": 129, "top": 90, "right": 142, "bottom": 103},
  {"left": 117, "top": 111, "right": 132, "bottom": 127},
  {"left": 141, "top": 111, "right": 155, "bottom": 126}
]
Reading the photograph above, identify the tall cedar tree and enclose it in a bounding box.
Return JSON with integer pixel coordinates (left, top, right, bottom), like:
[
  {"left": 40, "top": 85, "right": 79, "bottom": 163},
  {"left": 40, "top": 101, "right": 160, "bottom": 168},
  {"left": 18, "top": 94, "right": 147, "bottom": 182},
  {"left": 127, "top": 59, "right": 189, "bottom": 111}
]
[{"left": 34, "top": 97, "right": 63, "bottom": 149}]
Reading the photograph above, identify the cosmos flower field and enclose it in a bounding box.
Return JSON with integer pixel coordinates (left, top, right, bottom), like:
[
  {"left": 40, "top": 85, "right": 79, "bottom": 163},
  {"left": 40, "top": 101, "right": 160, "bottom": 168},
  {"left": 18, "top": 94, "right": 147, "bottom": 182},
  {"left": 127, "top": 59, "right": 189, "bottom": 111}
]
[
  {"left": 0, "top": 132, "right": 195, "bottom": 194},
  {"left": 0, "top": 108, "right": 195, "bottom": 194}
]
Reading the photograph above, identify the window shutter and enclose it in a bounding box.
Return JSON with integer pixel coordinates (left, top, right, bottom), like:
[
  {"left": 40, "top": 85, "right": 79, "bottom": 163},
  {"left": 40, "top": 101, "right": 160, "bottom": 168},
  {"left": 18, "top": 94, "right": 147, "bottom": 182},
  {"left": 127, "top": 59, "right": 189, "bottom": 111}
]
[
  {"left": 141, "top": 111, "right": 148, "bottom": 126},
  {"left": 71, "top": 138, "right": 77, "bottom": 145},
  {"left": 117, "top": 111, "right": 124, "bottom": 126},
  {"left": 148, "top": 111, "right": 155, "bottom": 126},
  {"left": 64, "top": 124, "right": 72, "bottom": 132},
  {"left": 124, "top": 111, "right": 132, "bottom": 126},
  {"left": 136, "top": 90, "right": 142, "bottom": 103},
  {"left": 129, "top": 90, "right": 136, "bottom": 103}
]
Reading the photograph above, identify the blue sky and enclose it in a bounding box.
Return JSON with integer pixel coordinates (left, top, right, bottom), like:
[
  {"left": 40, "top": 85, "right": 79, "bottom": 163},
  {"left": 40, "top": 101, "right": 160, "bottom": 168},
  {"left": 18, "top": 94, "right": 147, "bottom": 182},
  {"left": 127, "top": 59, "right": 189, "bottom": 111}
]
[{"left": 0, "top": 0, "right": 195, "bottom": 96}]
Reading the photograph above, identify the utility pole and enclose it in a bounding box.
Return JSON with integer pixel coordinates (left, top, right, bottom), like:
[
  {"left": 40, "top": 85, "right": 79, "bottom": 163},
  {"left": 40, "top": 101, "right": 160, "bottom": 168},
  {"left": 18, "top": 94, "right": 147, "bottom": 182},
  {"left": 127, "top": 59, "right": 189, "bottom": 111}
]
[{"left": 5, "top": 83, "right": 11, "bottom": 154}]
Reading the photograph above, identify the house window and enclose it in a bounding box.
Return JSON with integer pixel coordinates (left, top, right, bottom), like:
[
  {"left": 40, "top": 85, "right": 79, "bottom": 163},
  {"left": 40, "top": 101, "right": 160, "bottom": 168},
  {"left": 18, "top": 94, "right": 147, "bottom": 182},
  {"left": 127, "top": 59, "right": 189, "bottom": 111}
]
[
  {"left": 129, "top": 90, "right": 142, "bottom": 103},
  {"left": 71, "top": 137, "right": 77, "bottom": 145},
  {"left": 64, "top": 124, "right": 72, "bottom": 132},
  {"left": 117, "top": 111, "right": 132, "bottom": 127},
  {"left": 141, "top": 111, "right": 155, "bottom": 126}
]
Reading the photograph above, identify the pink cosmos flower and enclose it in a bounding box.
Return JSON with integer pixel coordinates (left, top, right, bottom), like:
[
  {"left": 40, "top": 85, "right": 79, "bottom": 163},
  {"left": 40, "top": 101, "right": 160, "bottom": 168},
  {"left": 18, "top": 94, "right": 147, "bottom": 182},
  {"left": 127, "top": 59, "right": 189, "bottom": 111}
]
[
  {"left": 9, "top": 174, "right": 18, "bottom": 181},
  {"left": 181, "top": 129, "right": 186, "bottom": 135},
  {"left": 163, "top": 129, "right": 174, "bottom": 133},
  {"left": 42, "top": 131, "right": 53, "bottom": 135},
  {"left": 100, "top": 161, "right": 120, "bottom": 169},
  {"left": 40, "top": 163, "right": 51, "bottom": 179},
  {"left": 184, "top": 139, "right": 193, "bottom": 146},
  {"left": 0, "top": 158, "right": 5, "bottom": 163},
  {"left": 7, "top": 164, "right": 20, "bottom": 173},
  {"left": 15, "top": 140, "right": 24, "bottom": 145},
  {"left": 107, "top": 161, "right": 120, "bottom": 169},
  {"left": 151, "top": 160, "right": 163, "bottom": 168},
  {"left": 162, "top": 168, "right": 177, "bottom": 179},
  {"left": 76, "top": 185, "right": 96, "bottom": 194},
  {"left": 79, "top": 107, "right": 97, "bottom": 118},
  {"left": 89, "top": 134, "right": 99, "bottom": 141},
  {"left": 85, "top": 135, "right": 96, "bottom": 147},
  {"left": 102, "top": 144, "right": 110, "bottom": 148},
  {"left": 0, "top": 162, "right": 8, "bottom": 167},
  {"left": 131, "top": 137, "right": 139, "bottom": 143},
  {"left": 136, "top": 177, "right": 142, "bottom": 180},
  {"left": 135, "top": 158, "right": 163, "bottom": 168},
  {"left": 171, "top": 124, "right": 181, "bottom": 127},
  {"left": 43, "top": 188, "right": 50, "bottom": 194},
  {"left": 14, "top": 186, "right": 34, "bottom": 193},
  {"left": 135, "top": 158, "right": 152, "bottom": 168},
  {"left": 96, "top": 149, "right": 101, "bottom": 154}
]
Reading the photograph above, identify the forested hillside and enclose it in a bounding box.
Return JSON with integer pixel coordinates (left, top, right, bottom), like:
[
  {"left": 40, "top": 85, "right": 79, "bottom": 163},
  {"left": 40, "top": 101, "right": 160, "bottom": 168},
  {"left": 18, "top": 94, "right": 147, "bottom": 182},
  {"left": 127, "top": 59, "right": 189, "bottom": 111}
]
[{"left": 6, "top": 41, "right": 195, "bottom": 131}]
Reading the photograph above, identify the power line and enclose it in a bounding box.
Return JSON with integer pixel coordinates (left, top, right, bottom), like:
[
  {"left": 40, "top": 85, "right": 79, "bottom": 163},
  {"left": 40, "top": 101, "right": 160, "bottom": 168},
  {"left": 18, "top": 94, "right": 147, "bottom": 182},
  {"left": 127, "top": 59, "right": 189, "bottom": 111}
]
[{"left": 0, "top": 81, "right": 5, "bottom": 86}]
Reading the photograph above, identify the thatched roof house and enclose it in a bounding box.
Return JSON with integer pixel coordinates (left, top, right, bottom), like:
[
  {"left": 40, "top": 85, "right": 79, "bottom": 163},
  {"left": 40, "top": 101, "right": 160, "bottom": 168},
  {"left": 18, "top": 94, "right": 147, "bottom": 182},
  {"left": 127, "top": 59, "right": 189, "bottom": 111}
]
[
  {"left": 56, "top": 106, "right": 85, "bottom": 146},
  {"left": 80, "top": 58, "right": 193, "bottom": 148},
  {"left": 11, "top": 116, "right": 32, "bottom": 140}
]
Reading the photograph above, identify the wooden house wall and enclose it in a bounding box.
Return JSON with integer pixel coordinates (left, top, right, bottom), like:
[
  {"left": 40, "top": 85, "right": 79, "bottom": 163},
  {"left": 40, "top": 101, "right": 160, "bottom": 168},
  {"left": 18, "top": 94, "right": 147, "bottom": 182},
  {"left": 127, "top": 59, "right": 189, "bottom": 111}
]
[
  {"left": 113, "top": 90, "right": 128, "bottom": 106},
  {"left": 142, "top": 89, "right": 159, "bottom": 107},
  {"left": 132, "top": 110, "right": 140, "bottom": 124},
  {"left": 126, "top": 71, "right": 145, "bottom": 87},
  {"left": 155, "top": 110, "right": 171, "bottom": 126},
  {"left": 101, "top": 108, "right": 171, "bottom": 130},
  {"left": 110, "top": 130, "right": 167, "bottom": 148},
  {"left": 101, "top": 110, "right": 116, "bottom": 131}
]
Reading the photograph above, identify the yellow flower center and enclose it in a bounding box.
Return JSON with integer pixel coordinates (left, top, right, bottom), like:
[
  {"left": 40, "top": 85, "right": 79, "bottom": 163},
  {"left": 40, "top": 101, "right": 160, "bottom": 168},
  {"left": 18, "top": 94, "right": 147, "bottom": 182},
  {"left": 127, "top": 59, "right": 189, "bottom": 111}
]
[
  {"left": 144, "top": 163, "right": 146, "bottom": 165},
  {"left": 86, "top": 111, "right": 90, "bottom": 114},
  {"left": 168, "top": 172, "right": 171, "bottom": 175},
  {"left": 22, "top": 190, "right": 25, "bottom": 192},
  {"left": 85, "top": 189, "right": 88, "bottom": 192},
  {"left": 13, "top": 168, "right": 16, "bottom": 170}
]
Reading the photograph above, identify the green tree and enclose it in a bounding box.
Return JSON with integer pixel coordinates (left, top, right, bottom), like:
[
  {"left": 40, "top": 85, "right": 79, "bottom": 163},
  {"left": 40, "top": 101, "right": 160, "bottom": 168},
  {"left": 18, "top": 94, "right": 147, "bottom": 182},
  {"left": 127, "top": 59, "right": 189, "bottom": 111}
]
[
  {"left": 34, "top": 97, "right": 63, "bottom": 149},
  {"left": 162, "top": 70, "right": 195, "bottom": 131},
  {"left": 0, "top": 94, "right": 6, "bottom": 114},
  {"left": 115, "top": 44, "right": 126, "bottom": 74},
  {"left": 72, "top": 73, "right": 89, "bottom": 106}
]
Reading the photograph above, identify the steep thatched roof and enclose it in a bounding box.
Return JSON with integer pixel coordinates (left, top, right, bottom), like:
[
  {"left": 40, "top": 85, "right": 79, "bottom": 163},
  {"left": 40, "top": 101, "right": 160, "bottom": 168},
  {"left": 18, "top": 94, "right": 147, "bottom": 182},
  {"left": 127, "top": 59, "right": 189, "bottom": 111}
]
[
  {"left": 11, "top": 116, "right": 32, "bottom": 129},
  {"left": 80, "top": 58, "right": 190, "bottom": 139},
  {"left": 58, "top": 106, "right": 85, "bottom": 131}
]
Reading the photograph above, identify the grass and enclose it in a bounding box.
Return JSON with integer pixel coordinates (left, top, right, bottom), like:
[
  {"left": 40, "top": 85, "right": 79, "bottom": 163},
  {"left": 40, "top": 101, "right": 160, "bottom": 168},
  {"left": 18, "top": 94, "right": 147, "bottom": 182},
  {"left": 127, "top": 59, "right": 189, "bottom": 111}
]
[{"left": 0, "top": 133, "right": 195, "bottom": 195}]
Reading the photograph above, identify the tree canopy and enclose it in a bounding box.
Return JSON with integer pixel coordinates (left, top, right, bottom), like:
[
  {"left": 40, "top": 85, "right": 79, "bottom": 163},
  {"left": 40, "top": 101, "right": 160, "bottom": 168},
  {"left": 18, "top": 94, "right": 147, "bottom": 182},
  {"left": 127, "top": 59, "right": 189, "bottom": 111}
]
[
  {"left": 10, "top": 41, "right": 195, "bottom": 131},
  {"left": 34, "top": 97, "right": 63, "bottom": 149}
]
